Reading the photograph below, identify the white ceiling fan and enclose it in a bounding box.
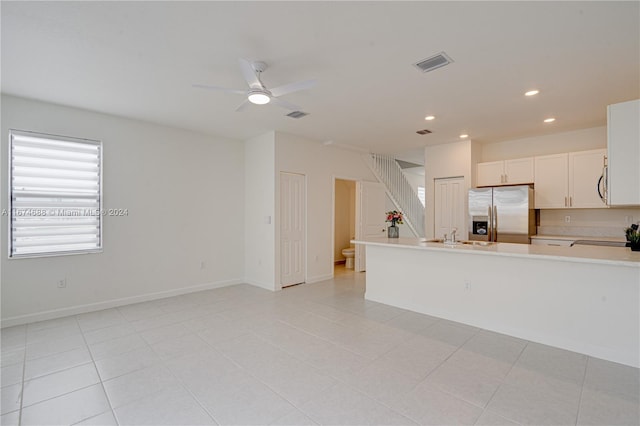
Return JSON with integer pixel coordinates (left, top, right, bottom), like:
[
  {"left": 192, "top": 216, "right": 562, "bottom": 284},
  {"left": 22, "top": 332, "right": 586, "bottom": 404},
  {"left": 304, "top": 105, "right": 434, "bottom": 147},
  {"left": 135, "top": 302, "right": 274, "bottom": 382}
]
[{"left": 193, "top": 59, "right": 316, "bottom": 112}]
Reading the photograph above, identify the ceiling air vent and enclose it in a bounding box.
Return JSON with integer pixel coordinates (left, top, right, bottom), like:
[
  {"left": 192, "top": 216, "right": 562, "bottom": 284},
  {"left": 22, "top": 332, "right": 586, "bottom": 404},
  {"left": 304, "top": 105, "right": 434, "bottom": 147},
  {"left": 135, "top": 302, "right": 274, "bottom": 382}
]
[
  {"left": 413, "top": 52, "right": 454, "bottom": 73},
  {"left": 286, "top": 111, "right": 309, "bottom": 119},
  {"left": 416, "top": 129, "right": 432, "bottom": 135}
]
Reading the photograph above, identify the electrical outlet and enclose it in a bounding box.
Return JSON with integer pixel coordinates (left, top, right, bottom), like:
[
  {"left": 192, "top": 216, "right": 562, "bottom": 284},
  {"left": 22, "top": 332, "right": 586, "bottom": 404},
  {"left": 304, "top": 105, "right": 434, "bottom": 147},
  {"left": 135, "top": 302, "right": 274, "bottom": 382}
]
[
  {"left": 625, "top": 215, "right": 633, "bottom": 224},
  {"left": 464, "top": 281, "right": 471, "bottom": 291},
  {"left": 200, "top": 261, "right": 206, "bottom": 270},
  {"left": 57, "top": 278, "right": 66, "bottom": 288},
  {"left": 564, "top": 215, "right": 571, "bottom": 223}
]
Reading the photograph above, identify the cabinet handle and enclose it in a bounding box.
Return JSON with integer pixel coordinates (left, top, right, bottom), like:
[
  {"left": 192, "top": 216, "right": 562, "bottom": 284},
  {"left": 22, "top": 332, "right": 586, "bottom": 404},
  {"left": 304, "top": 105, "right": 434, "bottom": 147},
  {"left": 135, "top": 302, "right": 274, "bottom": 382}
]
[
  {"left": 504, "top": 174, "right": 507, "bottom": 183},
  {"left": 569, "top": 196, "right": 573, "bottom": 207},
  {"left": 565, "top": 196, "right": 568, "bottom": 207}
]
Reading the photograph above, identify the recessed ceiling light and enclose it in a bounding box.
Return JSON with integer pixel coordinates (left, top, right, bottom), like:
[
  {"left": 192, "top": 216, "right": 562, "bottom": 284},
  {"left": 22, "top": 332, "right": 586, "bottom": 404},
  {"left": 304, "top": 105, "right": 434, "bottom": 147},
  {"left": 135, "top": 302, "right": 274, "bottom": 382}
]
[
  {"left": 544, "top": 118, "right": 556, "bottom": 123},
  {"left": 425, "top": 115, "right": 435, "bottom": 121},
  {"left": 525, "top": 90, "right": 540, "bottom": 97},
  {"left": 460, "top": 134, "right": 469, "bottom": 139}
]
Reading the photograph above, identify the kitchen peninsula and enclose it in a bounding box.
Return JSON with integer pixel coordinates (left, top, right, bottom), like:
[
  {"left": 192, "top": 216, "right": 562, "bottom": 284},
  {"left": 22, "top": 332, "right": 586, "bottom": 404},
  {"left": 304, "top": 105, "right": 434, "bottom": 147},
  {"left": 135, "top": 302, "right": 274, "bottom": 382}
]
[{"left": 353, "top": 237, "right": 640, "bottom": 367}]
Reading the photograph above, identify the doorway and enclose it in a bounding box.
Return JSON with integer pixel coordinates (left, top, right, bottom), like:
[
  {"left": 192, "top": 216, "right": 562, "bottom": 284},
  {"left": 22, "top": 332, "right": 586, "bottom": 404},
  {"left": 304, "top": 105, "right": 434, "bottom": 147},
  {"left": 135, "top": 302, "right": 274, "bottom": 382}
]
[{"left": 333, "top": 178, "right": 356, "bottom": 276}]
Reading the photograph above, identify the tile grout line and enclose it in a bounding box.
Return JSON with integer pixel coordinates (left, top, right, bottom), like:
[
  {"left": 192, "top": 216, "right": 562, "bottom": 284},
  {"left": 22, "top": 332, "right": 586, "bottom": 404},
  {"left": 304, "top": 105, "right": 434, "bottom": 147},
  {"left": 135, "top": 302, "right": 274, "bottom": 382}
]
[
  {"left": 18, "top": 325, "right": 28, "bottom": 426},
  {"left": 574, "top": 356, "right": 590, "bottom": 426},
  {"left": 479, "top": 339, "right": 530, "bottom": 425},
  {"left": 74, "top": 313, "right": 120, "bottom": 425}
]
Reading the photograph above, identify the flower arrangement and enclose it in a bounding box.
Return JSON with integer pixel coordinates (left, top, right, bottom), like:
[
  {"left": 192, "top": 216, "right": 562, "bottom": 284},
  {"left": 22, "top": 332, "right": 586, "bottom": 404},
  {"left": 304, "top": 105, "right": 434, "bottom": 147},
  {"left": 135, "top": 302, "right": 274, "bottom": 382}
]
[{"left": 385, "top": 210, "right": 404, "bottom": 226}]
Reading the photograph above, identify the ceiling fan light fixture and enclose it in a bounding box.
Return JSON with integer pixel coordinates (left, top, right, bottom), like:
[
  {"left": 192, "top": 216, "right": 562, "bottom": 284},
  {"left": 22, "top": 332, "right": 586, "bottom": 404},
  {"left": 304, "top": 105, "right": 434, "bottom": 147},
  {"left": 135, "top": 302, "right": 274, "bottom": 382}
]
[{"left": 248, "top": 92, "right": 271, "bottom": 105}]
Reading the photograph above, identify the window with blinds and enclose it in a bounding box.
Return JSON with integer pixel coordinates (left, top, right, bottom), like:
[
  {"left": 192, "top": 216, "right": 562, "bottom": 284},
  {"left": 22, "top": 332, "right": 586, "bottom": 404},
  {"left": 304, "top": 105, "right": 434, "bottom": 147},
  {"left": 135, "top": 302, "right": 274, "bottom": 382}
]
[{"left": 9, "top": 130, "right": 103, "bottom": 258}]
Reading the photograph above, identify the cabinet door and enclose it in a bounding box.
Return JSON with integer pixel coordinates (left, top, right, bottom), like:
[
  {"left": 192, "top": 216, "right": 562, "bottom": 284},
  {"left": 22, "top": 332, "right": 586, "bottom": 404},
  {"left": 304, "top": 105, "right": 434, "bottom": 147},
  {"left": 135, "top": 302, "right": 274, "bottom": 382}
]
[
  {"left": 505, "top": 157, "right": 534, "bottom": 184},
  {"left": 569, "top": 149, "right": 607, "bottom": 208},
  {"left": 434, "top": 177, "right": 466, "bottom": 239},
  {"left": 534, "top": 154, "right": 568, "bottom": 208},
  {"left": 477, "top": 161, "right": 504, "bottom": 187},
  {"left": 608, "top": 100, "right": 640, "bottom": 206}
]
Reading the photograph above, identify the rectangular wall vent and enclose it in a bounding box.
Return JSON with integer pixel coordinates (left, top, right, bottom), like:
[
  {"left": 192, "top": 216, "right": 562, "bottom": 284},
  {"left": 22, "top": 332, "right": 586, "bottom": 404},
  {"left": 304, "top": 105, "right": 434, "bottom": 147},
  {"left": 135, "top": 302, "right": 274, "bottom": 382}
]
[
  {"left": 286, "top": 111, "right": 309, "bottom": 119},
  {"left": 413, "top": 52, "right": 454, "bottom": 73},
  {"left": 416, "top": 129, "right": 432, "bottom": 135}
]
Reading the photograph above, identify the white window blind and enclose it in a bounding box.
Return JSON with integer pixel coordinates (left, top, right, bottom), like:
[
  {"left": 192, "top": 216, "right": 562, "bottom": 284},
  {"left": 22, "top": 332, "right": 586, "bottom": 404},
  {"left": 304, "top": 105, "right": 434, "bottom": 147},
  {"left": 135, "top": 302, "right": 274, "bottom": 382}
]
[{"left": 9, "top": 130, "right": 102, "bottom": 258}]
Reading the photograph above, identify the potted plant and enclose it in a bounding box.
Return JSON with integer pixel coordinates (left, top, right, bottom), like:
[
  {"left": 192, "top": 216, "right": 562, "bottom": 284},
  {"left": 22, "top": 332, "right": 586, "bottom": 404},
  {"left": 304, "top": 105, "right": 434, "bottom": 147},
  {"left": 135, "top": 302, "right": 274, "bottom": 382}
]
[
  {"left": 625, "top": 224, "right": 640, "bottom": 251},
  {"left": 385, "top": 210, "right": 404, "bottom": 238}
]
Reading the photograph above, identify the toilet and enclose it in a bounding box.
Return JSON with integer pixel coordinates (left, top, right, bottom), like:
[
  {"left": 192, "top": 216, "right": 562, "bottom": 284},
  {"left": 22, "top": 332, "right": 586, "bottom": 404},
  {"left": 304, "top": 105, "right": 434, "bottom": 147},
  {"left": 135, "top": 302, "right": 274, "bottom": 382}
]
[{"left": 342, "top": 247, "right": 355, "bottom": 269}]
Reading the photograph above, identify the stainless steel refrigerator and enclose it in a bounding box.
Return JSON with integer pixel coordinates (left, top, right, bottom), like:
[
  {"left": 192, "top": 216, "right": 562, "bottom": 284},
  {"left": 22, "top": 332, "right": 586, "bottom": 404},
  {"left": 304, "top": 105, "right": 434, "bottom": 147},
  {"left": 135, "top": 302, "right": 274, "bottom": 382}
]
[{"left": 468, "top": 185, "right": 536, "bottom": 244}]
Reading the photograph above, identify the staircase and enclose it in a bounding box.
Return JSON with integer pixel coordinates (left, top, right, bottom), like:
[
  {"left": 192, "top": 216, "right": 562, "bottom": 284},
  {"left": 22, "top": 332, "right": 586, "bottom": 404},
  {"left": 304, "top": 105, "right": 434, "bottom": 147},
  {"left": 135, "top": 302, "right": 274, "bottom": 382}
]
[{"left": 368, "top": 153, "right": 425, "bottom": 237}]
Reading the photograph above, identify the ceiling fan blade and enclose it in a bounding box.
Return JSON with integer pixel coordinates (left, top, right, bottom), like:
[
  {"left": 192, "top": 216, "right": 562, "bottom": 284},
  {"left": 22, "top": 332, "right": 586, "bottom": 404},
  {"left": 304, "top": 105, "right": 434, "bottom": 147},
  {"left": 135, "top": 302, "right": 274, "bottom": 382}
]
[
  {"left": 192, "top": 84, "right": 245, "bottom": 95},
  {"left": 270, "top": 97, "right": 301, "bottom": 111},
  {"left": 269, "top": 79, "right": 317, "bottom": 98},
  {"left": 235, "top": 100, "right": 251, "bottom": 112},
  {"left": 238, "top": 58, "right": 262, "bottom": 89}
]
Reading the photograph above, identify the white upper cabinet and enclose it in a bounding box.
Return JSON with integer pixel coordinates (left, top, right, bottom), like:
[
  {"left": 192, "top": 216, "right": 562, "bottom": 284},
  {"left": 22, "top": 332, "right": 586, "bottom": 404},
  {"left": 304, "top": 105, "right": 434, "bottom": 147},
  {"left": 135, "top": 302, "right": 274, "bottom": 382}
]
[
  {"left": 569, "top": 149, "right": 607, "bottom": 208},
  {"left": 608, "top": 99, "right": 640, "bottom": 206},
  {"left": 477, "top": 157, "right": 534, "bottom": 187},
  {"left": 477, "top": 161, "right": 504, "bottom": 186},
  {"left": 534, "top": 153, "right": 569, "bottom": 208},
  {"left": 534, "top": 149, "right": 607, "bottom": 209}
]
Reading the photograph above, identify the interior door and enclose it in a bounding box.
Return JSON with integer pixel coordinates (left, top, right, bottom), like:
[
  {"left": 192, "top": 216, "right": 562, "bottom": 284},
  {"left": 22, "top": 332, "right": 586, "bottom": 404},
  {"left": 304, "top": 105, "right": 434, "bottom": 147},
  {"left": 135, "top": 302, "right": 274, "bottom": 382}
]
[
  {"left": 434, "top": 177, "right": 466, "bottom": 240},
  {"left": 355, "top": 181, "right": 386, "bottom": 272},
  {"left": 280, "top": 172, "right": 305, "bottom": 287}
]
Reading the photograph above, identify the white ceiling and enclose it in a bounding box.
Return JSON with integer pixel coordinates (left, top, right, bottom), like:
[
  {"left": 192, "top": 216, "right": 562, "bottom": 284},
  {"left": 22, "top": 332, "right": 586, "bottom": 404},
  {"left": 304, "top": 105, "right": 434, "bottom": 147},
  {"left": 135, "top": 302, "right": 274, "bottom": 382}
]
[{"left": 2, "top": 1, "right": 639, "bottom": 164}]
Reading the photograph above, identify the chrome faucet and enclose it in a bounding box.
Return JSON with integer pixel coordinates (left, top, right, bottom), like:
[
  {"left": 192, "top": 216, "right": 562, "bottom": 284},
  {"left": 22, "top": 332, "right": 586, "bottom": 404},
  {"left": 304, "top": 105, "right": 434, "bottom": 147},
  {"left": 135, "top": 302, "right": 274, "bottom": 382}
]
[{"left": 451, "top": 228, "right": 457, "bottom": 242}]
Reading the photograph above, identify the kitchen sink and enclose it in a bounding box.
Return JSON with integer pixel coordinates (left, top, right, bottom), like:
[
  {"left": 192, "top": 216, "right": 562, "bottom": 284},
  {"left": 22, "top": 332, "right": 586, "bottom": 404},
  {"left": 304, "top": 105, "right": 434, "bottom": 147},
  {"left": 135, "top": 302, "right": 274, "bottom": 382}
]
[
  {"left": 460, "top": 240, "right": 495, "bottom": 246},
  {"left": 419, "top": 238, "right": 495, "bottom": 246}
]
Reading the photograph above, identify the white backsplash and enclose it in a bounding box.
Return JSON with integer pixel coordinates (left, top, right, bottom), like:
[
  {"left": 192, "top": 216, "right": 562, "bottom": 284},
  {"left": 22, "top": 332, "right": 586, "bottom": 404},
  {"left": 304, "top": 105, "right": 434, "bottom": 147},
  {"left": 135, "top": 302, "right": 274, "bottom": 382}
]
[{"left": 537, "top": 207, "right": 640, "bottom": 238}]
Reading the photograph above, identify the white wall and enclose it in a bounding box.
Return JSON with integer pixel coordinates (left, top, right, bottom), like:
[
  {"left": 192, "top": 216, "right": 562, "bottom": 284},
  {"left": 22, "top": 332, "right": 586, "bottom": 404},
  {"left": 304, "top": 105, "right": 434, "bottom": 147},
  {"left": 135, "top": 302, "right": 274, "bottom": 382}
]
[
  {"left": 481, "top": 126, "right": 606, "bottom": 162},
  {"left": 274, "top": 132, "right": 377, "bottom": 285},
  {"left": 1, "top": 95, "right": 245, "bottom": 325},
  {"left": 244, "top": 132, "right": 276, "bottom": 289},
  {"left": 424, "top": 140, "right": 479, "bottom": 239}
]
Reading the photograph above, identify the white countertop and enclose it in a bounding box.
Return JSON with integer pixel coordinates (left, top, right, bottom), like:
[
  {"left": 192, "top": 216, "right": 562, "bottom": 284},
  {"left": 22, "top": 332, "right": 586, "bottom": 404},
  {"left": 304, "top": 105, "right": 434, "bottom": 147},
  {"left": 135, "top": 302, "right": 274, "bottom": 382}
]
[
  {"left": 531, "top": 234, "right": 626, "bottom": 242},
  {"left": 352, "top": 237, "right": 640, "bottom": 268}
]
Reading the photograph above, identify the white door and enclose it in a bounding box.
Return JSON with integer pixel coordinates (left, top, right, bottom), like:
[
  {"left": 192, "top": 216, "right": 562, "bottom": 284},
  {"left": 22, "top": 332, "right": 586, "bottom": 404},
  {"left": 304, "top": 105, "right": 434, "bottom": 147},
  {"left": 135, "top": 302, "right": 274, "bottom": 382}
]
[
  {"left": 280, "top": 172, "right": 305, "bottom": 287},
  {"left": 355, "top": 181, "right": 386, "bottom": 272},
  {"left": 434, "top": 177, "right": 466, "bottom": 240}
]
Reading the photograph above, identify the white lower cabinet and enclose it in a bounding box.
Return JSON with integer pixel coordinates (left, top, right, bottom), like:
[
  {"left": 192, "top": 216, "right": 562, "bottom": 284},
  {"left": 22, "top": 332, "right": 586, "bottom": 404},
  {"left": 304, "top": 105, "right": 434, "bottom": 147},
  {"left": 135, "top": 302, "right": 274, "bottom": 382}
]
[{"left": 531, "top": 238, "right": 573, "bottom": 246}]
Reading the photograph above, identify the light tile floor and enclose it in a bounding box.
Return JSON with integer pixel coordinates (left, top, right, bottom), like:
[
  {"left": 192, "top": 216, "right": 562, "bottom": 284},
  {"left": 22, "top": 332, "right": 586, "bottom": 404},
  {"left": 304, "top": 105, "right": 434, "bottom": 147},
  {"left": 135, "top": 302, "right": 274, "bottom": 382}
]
[{"left": 1, "top": 266, "right": 639, "bottom": 425}]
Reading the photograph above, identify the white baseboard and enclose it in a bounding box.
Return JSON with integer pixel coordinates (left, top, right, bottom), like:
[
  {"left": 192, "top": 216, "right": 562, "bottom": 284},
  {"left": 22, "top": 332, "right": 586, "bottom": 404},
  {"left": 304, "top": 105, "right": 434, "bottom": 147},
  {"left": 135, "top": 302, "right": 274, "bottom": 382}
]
[
  {"left": 244, "top": 279, "right": 276, "bottom": 291},
  {"left": 306, "top": 273, "right": 333, "bottom": 284},
  {"left": 1, "top": 278, "right": 243, "bottom": 328}
]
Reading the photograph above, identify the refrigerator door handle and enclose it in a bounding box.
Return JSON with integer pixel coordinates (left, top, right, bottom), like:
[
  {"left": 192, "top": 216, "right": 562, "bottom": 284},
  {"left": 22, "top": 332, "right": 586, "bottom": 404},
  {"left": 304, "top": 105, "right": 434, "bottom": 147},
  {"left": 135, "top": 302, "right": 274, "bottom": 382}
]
[
  {"left": 493, "top": 205, "right": 498, "bottom": 242},
  {"left": 488, "top": 206, "right": 493, "bottom": 242}
]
